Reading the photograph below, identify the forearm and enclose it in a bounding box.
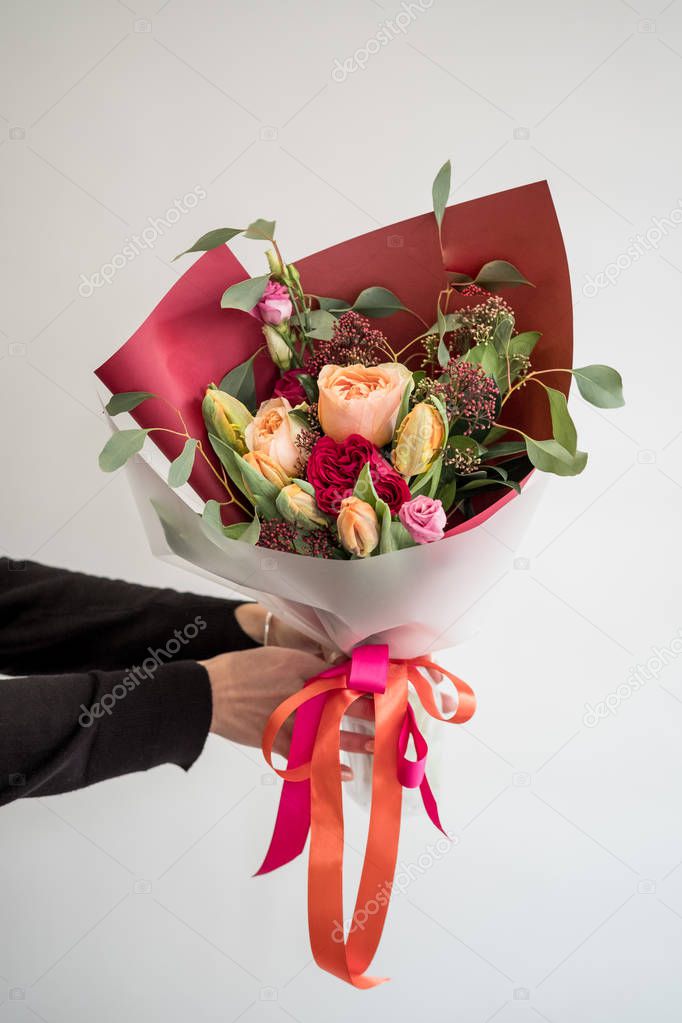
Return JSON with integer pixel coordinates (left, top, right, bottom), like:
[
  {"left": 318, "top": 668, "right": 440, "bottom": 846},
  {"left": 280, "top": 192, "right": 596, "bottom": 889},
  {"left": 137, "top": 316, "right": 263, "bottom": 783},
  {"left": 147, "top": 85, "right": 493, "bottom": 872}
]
[
  {"left": 0, "top": 558, "right": 256, "bottom": 676},
  {"left": 0, "top": 659, "right": 212, "bottom": 805}
]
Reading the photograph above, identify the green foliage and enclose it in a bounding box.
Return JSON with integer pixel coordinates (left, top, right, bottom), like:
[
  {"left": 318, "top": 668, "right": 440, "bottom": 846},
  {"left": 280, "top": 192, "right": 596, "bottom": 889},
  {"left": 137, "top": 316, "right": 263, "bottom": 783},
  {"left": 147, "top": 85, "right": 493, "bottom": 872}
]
[
  {"left": 168, "top": 438, "right": 197, "bottom": 488},
  {"left": 105, "top": 391, "right": 154, "bottom": 415},
  {"left": 98, "top": 429, "right": 147, "bottom": 471}
]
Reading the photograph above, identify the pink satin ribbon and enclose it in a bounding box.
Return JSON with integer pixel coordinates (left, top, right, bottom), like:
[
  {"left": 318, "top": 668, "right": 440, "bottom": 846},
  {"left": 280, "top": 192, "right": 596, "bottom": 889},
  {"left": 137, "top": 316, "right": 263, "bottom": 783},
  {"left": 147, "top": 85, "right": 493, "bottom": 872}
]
[{"left": 256, "top": 645, "right": 476, "bottom": 985}]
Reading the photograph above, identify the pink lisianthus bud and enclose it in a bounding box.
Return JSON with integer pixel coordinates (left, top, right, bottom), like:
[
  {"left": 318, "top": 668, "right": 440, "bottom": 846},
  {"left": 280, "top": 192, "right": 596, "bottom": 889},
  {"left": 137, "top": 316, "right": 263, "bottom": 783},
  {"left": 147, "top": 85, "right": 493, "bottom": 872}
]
[
  {"left": 398, "top": 496, "right": 447, "bottom": 544},
  {"left": 256, "top": 280, "right": 293, "bottom": 325}
]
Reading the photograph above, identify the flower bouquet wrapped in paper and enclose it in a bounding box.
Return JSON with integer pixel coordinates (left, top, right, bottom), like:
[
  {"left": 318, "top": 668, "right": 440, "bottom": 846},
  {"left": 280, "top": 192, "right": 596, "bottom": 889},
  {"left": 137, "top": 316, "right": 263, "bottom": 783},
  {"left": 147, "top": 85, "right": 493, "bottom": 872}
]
[{"left": 95, "top": 164, "right": 623, "bottom": 987}]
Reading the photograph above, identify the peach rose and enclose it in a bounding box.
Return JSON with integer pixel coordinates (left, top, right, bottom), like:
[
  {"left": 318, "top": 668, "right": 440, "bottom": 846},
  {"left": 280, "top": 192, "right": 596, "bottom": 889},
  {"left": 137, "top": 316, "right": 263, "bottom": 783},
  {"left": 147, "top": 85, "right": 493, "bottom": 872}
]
[
  {"left": 336, "top": 496, "right": 380, "bottom": 558},
  {"left": 317, "top": 362, "right": 412, "bottom": 447},
  {"left": 244, "top": 397, "right": 305, "bottom": 476}
]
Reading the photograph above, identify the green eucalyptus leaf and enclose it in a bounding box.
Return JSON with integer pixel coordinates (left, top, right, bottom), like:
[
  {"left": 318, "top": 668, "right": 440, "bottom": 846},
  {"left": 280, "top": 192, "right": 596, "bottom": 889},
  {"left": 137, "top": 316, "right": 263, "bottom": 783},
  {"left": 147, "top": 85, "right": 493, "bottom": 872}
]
[
  {"left": 174, "top": 227, "right": 243, "bottom": 261},
  {"left": 351, "top": 286, "right": 407, "bottom": 318},
  {"left": 546, "top": 386, "right": 577, "bottom": 454},
  {"left": 244, "top": 219, "right": 276, "bottom": 241},
  {"left": 474, "top": 260, "right": 534, "bottom": 291},
  {"left": 306, "top": 309, "right": 336, "bottom": 341},
  {"left": 491, "top": 316, "right": 514, "bottom": 354},
  {"left": 168, "top": 438, "right": 198, "bottom": 488},
  {"left": 315, "top": 296, "right": 352, "bottom": 315},
  {"left": 508, "top": 331, "right": 541, "bottom": 358},
  {"left": 525, "top": 437, "right": 588, "bottom": 477},
  {"left": 105, "top": 391, "right": 155, "bottom": 415},
  {"left": 466, "top": 343, "right": 500, "bottom": 379},
  {"left": 219, "top": 352, "right": 258, "bottom": 413},
  {"left": 448, "top": 271, "right": 475, "bottom": 288},
  {"left": 432, "top": 160, "right": 451, "bottom": 232},
  {"left": 202, "top": 500, "right": 223, "bottom": 530},
  {"left": 572, "top": 365, "right": 625, "bottom": 408},
  {"left": 221, "top": 274, "right": 269, "bottom": 312},
  {"left": 428, "top": 313, "right": 462, "bottom": 335},
  {"left": 99, "top": 429, "right": 148, "bottom": 472},
  {"left": 484, "top": 440, "right": 528, "bottom": 458}
]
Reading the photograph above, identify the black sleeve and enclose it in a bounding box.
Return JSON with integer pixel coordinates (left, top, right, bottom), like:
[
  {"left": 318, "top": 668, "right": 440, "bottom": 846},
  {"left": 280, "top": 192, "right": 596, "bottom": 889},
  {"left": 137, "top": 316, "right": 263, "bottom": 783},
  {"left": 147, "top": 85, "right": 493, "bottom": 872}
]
[{"left": 0, "top": 558, "right": 258, "bottom": 805}]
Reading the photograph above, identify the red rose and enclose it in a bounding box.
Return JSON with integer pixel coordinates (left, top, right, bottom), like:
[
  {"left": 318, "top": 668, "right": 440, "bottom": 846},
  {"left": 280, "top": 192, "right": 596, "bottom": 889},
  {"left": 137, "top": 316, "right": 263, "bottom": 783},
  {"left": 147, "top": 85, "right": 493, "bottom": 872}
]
[
  {"left": 307, "top": 433, "right": 410, "bottom": 516},
  {"left": 273, "top": 369, "right": 307, "bottom": 405}
]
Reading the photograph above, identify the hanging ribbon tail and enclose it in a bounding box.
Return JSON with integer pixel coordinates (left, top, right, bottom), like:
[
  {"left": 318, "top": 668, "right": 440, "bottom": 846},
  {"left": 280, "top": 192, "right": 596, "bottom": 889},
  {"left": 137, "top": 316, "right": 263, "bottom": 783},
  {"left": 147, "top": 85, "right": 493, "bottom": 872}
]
[
  {"left": 255, "top": 689, "right": 327, "bottom": 876},
  {"left": 397, "top": 702, "right": 448, "bottom": 835},
  {"left": 255, "top": 662, "right": 353, "bottom": 875}
]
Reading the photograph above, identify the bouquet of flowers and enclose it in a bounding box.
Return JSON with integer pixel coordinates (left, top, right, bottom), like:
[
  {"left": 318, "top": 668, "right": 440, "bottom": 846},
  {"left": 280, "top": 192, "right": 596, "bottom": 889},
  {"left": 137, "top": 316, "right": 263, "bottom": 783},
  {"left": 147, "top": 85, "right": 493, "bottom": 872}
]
[{"left": 95, "top": 165, "right": 623, "bottom": 988}]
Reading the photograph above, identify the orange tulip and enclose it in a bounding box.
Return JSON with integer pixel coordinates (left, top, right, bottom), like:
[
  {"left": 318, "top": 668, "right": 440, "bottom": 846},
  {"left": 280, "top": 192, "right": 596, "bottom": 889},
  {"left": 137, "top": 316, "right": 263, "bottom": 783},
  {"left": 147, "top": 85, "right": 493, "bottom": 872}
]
[{"left": 336, "top": 496, "right": 380, "bottom": 558}]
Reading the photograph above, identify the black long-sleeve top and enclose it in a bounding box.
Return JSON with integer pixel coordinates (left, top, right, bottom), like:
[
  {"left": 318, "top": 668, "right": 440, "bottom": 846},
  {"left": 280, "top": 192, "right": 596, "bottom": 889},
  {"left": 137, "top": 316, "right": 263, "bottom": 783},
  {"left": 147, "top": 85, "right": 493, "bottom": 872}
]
[{"left": 0, "top": 558, "right": 256, "bottom": 805}]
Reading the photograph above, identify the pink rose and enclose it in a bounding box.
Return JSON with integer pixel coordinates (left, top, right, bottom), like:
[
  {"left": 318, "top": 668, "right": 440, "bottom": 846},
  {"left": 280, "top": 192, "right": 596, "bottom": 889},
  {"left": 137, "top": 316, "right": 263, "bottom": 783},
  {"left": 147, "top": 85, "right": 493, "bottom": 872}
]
[
  {"left": 398, "top": 496, "right": 447, "bottom": 544},
  {"left": 317, "top": 362, "right": 412, "bottom": 447},
  {"left": 256, "top": 281, "right": 293, "bottom": 325},
  {"left": 244, "top": 396, "right": 305, "bottom": 476}
]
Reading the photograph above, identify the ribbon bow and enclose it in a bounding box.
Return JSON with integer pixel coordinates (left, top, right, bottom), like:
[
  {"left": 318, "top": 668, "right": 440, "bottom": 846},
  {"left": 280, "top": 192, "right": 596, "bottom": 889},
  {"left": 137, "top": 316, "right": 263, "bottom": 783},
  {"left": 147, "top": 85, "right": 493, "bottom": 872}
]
[{"left": 256, "top": 645, "right": 476, "bottom": 988}]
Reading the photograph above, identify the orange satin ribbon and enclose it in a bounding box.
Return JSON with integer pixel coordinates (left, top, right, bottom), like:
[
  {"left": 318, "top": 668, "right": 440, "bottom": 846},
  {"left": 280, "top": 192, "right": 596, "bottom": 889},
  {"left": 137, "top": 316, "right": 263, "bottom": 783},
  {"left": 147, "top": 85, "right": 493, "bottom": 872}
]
[{"left": 258, "top": 654, "right": 476, "bottom": 988}]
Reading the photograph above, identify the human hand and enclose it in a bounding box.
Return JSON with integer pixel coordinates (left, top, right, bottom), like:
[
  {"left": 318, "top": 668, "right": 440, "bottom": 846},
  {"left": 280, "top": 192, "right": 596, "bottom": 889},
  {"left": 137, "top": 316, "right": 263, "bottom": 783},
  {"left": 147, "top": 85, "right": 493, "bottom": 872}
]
[{"left": 200, "top": 646, "right": 375, "bottom": 779}]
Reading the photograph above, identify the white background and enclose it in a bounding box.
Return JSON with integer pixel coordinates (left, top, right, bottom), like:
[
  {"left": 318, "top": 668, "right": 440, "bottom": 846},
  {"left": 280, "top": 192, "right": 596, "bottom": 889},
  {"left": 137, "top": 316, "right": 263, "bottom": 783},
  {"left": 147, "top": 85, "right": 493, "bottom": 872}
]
[{"left": 1, "top": 0, "right": 682, "bottom": 1020}]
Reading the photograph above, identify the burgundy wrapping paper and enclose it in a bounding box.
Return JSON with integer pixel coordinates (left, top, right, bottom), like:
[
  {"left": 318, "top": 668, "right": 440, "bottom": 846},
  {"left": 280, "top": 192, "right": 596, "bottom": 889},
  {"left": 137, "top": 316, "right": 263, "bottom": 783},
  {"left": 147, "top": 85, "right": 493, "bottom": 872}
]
[{"left": 96, "top": 180, "right": 572, "bottom": 525}]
